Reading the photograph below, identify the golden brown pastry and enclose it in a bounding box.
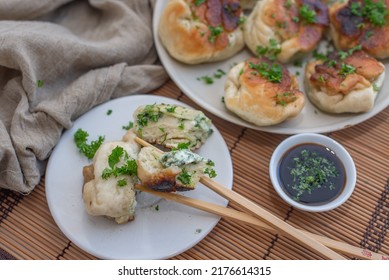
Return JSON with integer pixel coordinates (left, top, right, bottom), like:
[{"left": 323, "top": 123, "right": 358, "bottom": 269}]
[
  {"left": 224, "top": 57, "right": 305, "bottom": 126},
  {"left": 158, "top": 0, "right": 245, "bottom": 64},
  {"left": 244, "top": 0, "right": 329, "bottom": 63},
  {"left": 329, "top": 0, "right": 389, "bottom": 59},
  {"left": 305, "top": 49, "right": 385, "bottom": 113}
]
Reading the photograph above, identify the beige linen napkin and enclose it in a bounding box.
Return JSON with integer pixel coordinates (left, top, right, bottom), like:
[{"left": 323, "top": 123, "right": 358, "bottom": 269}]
[{"left": 0, "top": 0, "right": 168, "bottom": 193}]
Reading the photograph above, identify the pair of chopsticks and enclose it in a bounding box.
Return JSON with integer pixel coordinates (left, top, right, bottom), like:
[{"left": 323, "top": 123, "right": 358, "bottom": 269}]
[{"left": 134, "top": 137, "right": 387, "bottom": 260}]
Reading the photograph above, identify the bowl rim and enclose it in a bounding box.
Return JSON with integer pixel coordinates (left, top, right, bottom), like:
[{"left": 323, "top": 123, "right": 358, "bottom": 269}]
[{"left": 269, "top": 133, "right": 357, "bottom": 212}]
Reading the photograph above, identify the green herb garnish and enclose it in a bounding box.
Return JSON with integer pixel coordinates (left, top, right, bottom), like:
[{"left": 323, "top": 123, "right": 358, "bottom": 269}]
[
  {"left": 37, "top": 80, "right": 44, "bottom": 87},
  {"left": 339, "top": 63, "right": 356, "bottom": 77},
  {"left": 122, "top": 121, "right": 134, "bottom": 130},
  {"left": 166, "top": 105, "right": 177, "bottom": 113},
  {"left": 197, "top": 75, "right": 214, "bottom": 84},
  {"left": 194, "top": 0, "right": 206, "bottom": 6},
  {"left": 204, "top": 167, "right": 217, "bottom": 178},
  {"left": 101, "top": 146, "right": 137, "bottom": 181},
  {"left": 208, "top": 25, "right": 223, "bottom": 43},
  {"left": 289, "top": 149, "right": 339, "bottom": 201},
  {"left": 73, "top": 128, "right": 105, "bottom": 160},
  {"left": 177, "top": 169, "right": 192, "bottom": 186},
  {"left": 136, "top": 104, "right": 163, "bottom": 128},
  {"left": 351, "top": 0, "right": 388, "bottom": 27},
  {"left": 248, "top": 61, "right": 283, "bottom": 83},
  {"left": 299, "top": 4, "right": 317, "bottom": 24},
  {"left": 117, "top": 179, "right": 127, "bottom": 187},
  {"left": 255, "top": 38, "right": 281, "bottom": 61},
  {"left": 106, "top": 109, "right": 112, "bottom": 116}
]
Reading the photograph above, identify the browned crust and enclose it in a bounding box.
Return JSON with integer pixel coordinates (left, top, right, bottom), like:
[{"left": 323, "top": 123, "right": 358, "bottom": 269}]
[{"left": 330, "top": 0, "right": 389, "bottom": 59}]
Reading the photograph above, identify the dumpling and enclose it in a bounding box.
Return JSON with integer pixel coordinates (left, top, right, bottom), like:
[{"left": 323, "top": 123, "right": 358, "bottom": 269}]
[
  {"left": 244, "top": 0, "right": 329, "bottom": 63},
  {"left": 133, "top": 103, "right": 213, "bottom": 150},
  {"left": 329, "top": 0, "right": 389, "bottom": 59},
  {"left": 82, "top": 130, "right": 140, "bottom": 224},
  {"left": 137, "top": 146, "right": 216, "bottom": 192},
  {"left": 158, "top": 0, "right": 245, "bottom": 64},
  {"left": 304, "top": 49, "right": 385, "bottom": 113},
  {"left": 224, "top": 57, "right": 305, "bottom": 126}
]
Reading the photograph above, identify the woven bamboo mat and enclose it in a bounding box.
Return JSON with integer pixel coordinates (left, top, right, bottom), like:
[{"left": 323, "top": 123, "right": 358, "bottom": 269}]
[{"left": 1, "top": 79, "right": 388, "bottom": 260}]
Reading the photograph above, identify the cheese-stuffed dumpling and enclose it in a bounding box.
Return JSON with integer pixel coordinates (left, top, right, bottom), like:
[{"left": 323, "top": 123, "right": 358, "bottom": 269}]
[
  {"left": 132, "top": 104, "right": 213, "bottom": 150},
  {"left": 158, "top": 0, "right": 245, "bottom": 64},
  {"left": 244, "top": 0, "right": 329, "bottom": 63},
  {"left": 304, "top": 49, "right": 385, "bottom": 113},
  {"left": 329, "top": 0, "right": 389, "bottom": 59},
  {"left": 224, "top": 57, "right": 305, "bottom": 126},
  {"left": 82, "top": 131, "right": 140, "bottom": 224}
]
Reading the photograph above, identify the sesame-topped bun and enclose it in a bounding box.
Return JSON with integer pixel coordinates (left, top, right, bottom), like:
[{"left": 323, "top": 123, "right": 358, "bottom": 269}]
[
  {"left": 329, "top": 0, "right": 389, "bottom": 59},
  {"left": 244, "top": 0, "right": 329, "bottom": 63},
  {"left": 305, "top": 49, "right": 385, "bottom": 113},
  {"left": 158, "top": 0, "right": 245, "bottom": 64},
  {"left": 224, "top": 57, "right": 305, "bottom": 126}
]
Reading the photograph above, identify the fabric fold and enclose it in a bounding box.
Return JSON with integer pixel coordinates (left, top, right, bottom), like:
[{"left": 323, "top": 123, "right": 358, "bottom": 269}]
[{"left": 0, "top": 0, "right": 168, "bottom": 193}]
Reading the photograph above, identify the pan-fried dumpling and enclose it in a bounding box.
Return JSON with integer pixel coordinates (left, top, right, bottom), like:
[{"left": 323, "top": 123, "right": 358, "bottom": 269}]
[
  {"left": 224, "top": 57, "right": 305, "bottom": 126},
  {"left": 82, "top": 131, "right": 140, "bottom": 224},
  {"left": 158, "top": 0, "right": 245, "bottom": 64},
  {"left": 244, "top": 0, "right": 329, "bottom": 63},
  {"left": 329, "top": 0, "right": 389, "bottom": 59},
  {"left": 133, "top": 104, "right": 213, "bottom": 150},
  {"left": 304, "top": 49, "right": 385, "bottom": 113}
]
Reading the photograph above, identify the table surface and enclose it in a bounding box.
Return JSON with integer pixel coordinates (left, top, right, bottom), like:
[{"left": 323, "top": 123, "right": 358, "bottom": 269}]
[{"left": 1, "top": 79, "right": 389, "bottom": 260}]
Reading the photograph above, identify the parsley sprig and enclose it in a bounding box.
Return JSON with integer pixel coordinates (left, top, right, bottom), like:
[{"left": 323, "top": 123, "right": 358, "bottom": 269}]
[
  {"left": 299, "top": 4, "right": 317, "bottom": 24},
  {"left": 101, "top": 146, "right": 137, "bottom": 187},
  {"left": 74, "top": 128, "right": 105, "bottom": 160}
]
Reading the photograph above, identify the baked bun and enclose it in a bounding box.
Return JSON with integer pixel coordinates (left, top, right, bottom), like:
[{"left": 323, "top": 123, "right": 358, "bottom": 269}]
[
  {"left": 329, "top": 0, "right": 389, "bottom": 59},
  {"left": 133, "top": 103, "right": 213, "bottom": 150},
  {"left": 158, "top": 0, "right": 245, "bottom": 64},
  {"left": 224, "top": 57, "right": 305, "bottom": 126},
  {"left": 82, "top": 130, "right": 140, "bottom": 224},
  {"left": 137, "top": 147, "right": 215, "bottom": 192},
  {"left": 305, "top": 49, "right": 385, "bottom": 113},
  {"left": 244, "top": 0, "right": 329, "bottom": 63}
]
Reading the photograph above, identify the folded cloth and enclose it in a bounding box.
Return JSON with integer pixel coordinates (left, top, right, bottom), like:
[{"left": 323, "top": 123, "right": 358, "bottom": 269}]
[{"left": 0, "top": 0, "right": 168, "bottom": 193}]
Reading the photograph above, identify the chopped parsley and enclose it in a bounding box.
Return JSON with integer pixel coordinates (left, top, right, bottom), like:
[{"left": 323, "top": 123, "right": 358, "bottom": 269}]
[
  {"left": 117, "top": 179, "right": 127, "bottom": 187},
  {"left": 194, "top": 0, "right": 205, "bottom": 6},
  {"left": 373, "top": 83, "right": 380, "bottom": 92},
  {"left": 204, "top": 167, "right": 217, "bottom": 178},
  {"left": 289, "top": 149, "right": 339, "bottom": 201},
  {"left": 106, "top": 109, "right": 112, "bottom": 116},
  {"left": 255, "top": 38, "right": 281, "bottom": 61},
  {"left": 101, "top": 146, "right": 137, "bottom": 183},
  {"left": 197, "top": 75, "right": 214, "bottom": 84},
  {"left": 339, "top": 63, "right": 356, "bottom": 77},
  {"left": 299, "top": 4, "right": 317, "bottom": 24},
  {"left": 177, "top": 169, "right": 192, "bottom": 186},
  {"left": 136, "top": 104, "right": 163, "bottom": 128},
  {"left": 248, "top": 61, "right": 283, "bottom": 83},
  {"left": 73, "top": 128, "right": 105, "bottom": 160},
  {"left": 37, "top": 80, "right": 44, "bottom": 87},
  {"left": 155, "top": 205, "right": 160, "bottom": 211},
  {"left": 176, "top": 142, "right": 191, "bottom": 150},
  {"left": 350, "top": 0, "right": 388, "bottom": 27},
  {"left": 214, "top": 69, "right": 226, "bottom": 78},
  {"left": 122, "top": 121, "right": 134, "bottom": 130},
  {"left": 166, "top": 105, "right": 177, "bottom": 113},
  {"left": 208, "top": 25, "right": 223, "bottom": 43}
]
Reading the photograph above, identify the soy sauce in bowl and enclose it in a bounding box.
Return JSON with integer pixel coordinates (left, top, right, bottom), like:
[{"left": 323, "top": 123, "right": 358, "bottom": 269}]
[
  {"left": 269, "top": 133, "right": 356, "bottom": 212},
  {"left": 278, "top": 143, "right": 346, "bottom": 205}
]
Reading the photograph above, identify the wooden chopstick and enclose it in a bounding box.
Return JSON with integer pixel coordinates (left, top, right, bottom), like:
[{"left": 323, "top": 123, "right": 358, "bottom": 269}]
[
  {"left": 135, "top": 185, "right": 388, "bottom": 260},
  {"left": 134, "top": 137, "right": 345, "bottom": 260}
]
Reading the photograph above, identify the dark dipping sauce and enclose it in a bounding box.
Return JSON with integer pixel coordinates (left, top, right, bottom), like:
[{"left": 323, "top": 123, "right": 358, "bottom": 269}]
[{"left": 278, "top": 143, "right": 346, "bottom": 206}]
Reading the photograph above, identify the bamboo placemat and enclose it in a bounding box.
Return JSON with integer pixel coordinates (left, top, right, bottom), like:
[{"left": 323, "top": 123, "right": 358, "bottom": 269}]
[{"left": 1, "top": 80, "right": 388, "bottom": 260}]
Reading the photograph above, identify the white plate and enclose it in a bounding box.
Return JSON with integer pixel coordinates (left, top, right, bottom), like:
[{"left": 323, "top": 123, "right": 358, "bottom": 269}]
[
  {"left": 45, "top": 95, "right": 233, "bottom": 260},
  {"left": 153, "top": 0, "right": 389, "bottom": 134}
]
